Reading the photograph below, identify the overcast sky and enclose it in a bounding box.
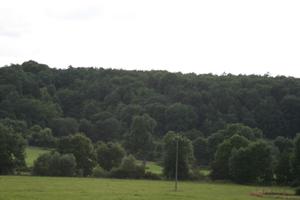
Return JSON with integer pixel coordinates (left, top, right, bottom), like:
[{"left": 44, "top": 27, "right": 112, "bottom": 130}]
[{"left": 1, "top": 0, "right": 300, "bottom": 77}]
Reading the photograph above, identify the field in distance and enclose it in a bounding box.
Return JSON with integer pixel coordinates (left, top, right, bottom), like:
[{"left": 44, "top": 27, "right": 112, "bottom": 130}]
[
  {"left": 0, "top": 176, "right": 293, "bottom": 200},
  {"left": 25, "top": 146, "right": 51, "bottom": 167}
]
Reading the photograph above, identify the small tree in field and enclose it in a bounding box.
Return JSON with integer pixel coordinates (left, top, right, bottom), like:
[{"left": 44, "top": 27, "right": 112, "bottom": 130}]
[
  {"left": 95, "top": 142, "right": 125, "bottom": 171},
  {"left": 58, "top": 133, "right": 95, "bottom": 176},
  {"left": 163, "top": 131, "right": 194, "bottom": 180}
]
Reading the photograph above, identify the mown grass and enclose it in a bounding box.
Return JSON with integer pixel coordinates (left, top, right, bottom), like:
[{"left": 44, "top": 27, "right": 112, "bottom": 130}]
[
  {"left": 25, "top": 147, "right": 51, "bottom": 167},
  {"left": 0, "top": 176, "right": 293, "bottom": 200}
]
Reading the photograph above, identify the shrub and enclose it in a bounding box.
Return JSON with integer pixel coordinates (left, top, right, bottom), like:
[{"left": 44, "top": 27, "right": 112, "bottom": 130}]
[
  {"left": 95, "top": 142, "right": 125, "bottom": 171},
  {"left": 92, "top": 165, "right": 108, "bottom": 178},
  {"left": 32, "top": 152, "right": 76, "bottom": 176},
  {"left": 59, "top": 154, "right": 77, "bottom": 176},
  {"left": 109, "top": 155, "right": 145, "bottom": 179},
  {"left": 189, "top": 169, "right": 208, "bottom": 181},
  {"left": 143, "top": 171, "right": 162, "bottom": 180}
]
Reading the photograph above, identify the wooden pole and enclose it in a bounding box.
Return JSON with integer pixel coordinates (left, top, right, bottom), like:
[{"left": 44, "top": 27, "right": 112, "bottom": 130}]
[{"left": 175, "top": 137, "right": 178, "bottom": 192}]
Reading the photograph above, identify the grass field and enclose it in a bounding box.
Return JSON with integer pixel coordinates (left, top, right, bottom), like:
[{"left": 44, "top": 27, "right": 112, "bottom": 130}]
[
  {"left": 146, "top": 161, "right": 163, "bottom": 174},
  {"left": 25, "top": 147, "right": 51, "bottom": 167},
  {"left": 136, "top": 161, "right": 163, "bottom": 174},
  {"left": 0, "top": 176, "right": 294, "bottom": 200}
]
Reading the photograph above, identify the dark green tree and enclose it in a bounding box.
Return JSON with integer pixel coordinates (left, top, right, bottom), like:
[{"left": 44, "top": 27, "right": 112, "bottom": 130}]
[
  {"left": 125, "top": 114, "right": 156, "bottom": 165},
  {"left": 211, "top": 135, "right": 249, "bottom": 180},
  {"left": 293, "top": 134, "right": 300, "bottom": 183},
  {"left": 28, "top": 127, "right": 57, "bottom": 147},
  {"left": 95, "top": 142, "right": 125, "bottom": 171},
  {"left": 165, "top": 103, "right": 198, "bottom": 132},
  {"left": 0, "top": 124, "right": 26, "bottom": 174},
  {"left": 32, "top": 152, "right": 76, "bottom": 176},
  {"left": 163, "top": 131, "right": 194, "bottom": 180},
  {"left": 58, "top": 133, "right": 95, "bottom": 176},
  {"left": 275, "top": 151, "right": 293, "bottom": 184},
  {"left": 274, "top": 136, "right": 294, "bottom": 153},
  {"left": 50, "top": 117, "right": 79, "bottom": 136},
  {"left": 229, "top": 141, "right": 273, "bottom": 183},
  {"left": 192, "top": 137, "right": 209, "bottom": 166}
]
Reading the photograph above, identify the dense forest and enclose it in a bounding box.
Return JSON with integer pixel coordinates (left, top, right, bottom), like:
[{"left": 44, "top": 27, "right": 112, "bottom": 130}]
[
  {"left": 1, "top": 60, "right": 300, "bottom": 184},
  {"left": 1, "top": 61, "right": 300, "bottom": 139}
]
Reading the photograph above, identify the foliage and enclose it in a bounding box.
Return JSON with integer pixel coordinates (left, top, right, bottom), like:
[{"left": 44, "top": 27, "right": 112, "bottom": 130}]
[
  {"left": 293, "top": 134, "right": 300, "bottom": 183},
  {"left": 275, "top": 151, "right": 293, "bottom": 184},
  {"left": 2, "top": 61, "right": 300, "bottom": 142},
  {"left": 95, "top": 142, "right": 125, "bottom": 171},
  {"left": 49, "top": 117, "right": 78, "bottom": 136},
  {"left": 125, "top": 114, "right": 156, "bottom": 162},
  {"left": 32, "top": 151, "right": 76, "bottom": 176},
  {"left": 92, "top": 165, "right": 108, "bottom": 178},
  {"left": 163, "top": 131, "right": 194, "bottom": 180},
  {"left": 165, "top": 103, "right": 198, "bottom": 132},
  {"left": 3, "top": 61, "right": 300, "bottom": 184},
  {"left": 0, "top": 124, "right": 26, "bottom": 174},
  {"left": 193, "top": 136, "right": 209, "bottom": 166},
  {"left": 229, "top": 141, "right": 273, "bottom": 184},
  {"left": 110, "top": 155, "right": 145, "bottom": 179},
  {"left": 211, "top": 134, "right": 250, "bottom": 180},
  {"left": 58, "top": 133, "right": 95, "bottom": 176},
  {"left": 274, "top": 136, "right": 294, "bottom": 153},
  {"left": 28, "top": 126, "right": 57, "bottom": 147}
]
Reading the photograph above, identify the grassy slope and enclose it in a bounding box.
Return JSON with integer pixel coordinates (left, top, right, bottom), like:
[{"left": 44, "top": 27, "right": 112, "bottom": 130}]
[
  {"left": 0, "top": 176, "right": 292, "bottom": 200},
  {"left": 136, "top": 161, "right": 163, "bottom": 174},
  {"left": 146, "top": 162, "right": 163, "bottom": 174},
  {"left": 25, "top": 147, "right": 51, "bottom": 167}
]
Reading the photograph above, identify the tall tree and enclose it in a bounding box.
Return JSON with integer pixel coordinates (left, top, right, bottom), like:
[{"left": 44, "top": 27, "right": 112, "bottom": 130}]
[
  {"left": 58, "top": 133, "right": 95, "bottom": 176},
  {"left": 163, "top": 131, "right": 194, "bottom": 180},
  {"left": 229, "top": 141, "right": 273, "bottom": 183},
  {"left": 0, "top": 124, "right": 26, "bottom": 174},
  {"left": 193, "top": 137, "right": 209, "bottom": 166},
  {"left": 125, "top": 114, "right": 156, "bottom": 165},
  {"left": 95, "top": 142, "right": 125, "bottom": 171}
]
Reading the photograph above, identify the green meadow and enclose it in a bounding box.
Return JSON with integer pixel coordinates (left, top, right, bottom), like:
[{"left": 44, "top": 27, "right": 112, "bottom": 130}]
[
  {"left": 0, "top": 176, "right": 294, "bottom": 200},
  {"left": 25, "top": 147, "right": 51, "bottom": 167}
]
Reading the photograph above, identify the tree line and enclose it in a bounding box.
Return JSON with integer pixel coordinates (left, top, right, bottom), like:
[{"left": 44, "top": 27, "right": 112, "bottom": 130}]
[{"left": 1, "top": 61, "right": 300, "bottom": 185}]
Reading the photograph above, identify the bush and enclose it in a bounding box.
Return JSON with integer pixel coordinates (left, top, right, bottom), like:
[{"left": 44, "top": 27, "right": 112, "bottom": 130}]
[
  {"left": 189, "top": 169, "right": 208, "bottom": 181},
  {"left": 95, "top": 142, "right": 125, "bottom": 171},
  {"left": 32, "top": 152, "right": 76, "bottom": 176},
  {"left": 109, "top": 155, "right": 145, "bottom": 179},
  {"left": 295, "top": 187, "right": 300, "bottom": 196},
  {"left": 143, "top": 171, "right": 162, "bottom": 180},
  {"left": 59, "top": 154, "right": 77, "bottom": 176},
  {"left": 92, "top": 165, "right": 108, "bottom": 178}
]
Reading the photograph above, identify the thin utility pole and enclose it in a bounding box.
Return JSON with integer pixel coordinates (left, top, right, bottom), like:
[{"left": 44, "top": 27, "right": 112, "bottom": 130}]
[{"left": 175, "top": 137, "right": 179, "bottom": 192}]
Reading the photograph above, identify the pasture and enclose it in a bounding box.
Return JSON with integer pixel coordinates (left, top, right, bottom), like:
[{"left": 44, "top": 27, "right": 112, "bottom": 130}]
[
  {"left": 0, "top": 176, "right": 294, "bottom": 200},
  {"left": 25, "top": 147, "right": 51, "bottom": 167}
]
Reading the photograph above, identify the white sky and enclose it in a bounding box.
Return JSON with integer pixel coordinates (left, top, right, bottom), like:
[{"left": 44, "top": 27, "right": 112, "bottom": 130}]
[{"left": 1, "top": 0, "right": 300, "bottom": 77}]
